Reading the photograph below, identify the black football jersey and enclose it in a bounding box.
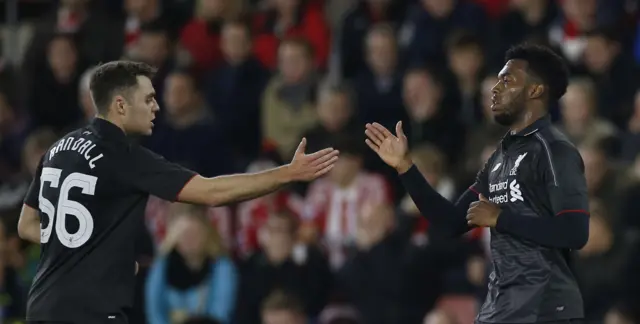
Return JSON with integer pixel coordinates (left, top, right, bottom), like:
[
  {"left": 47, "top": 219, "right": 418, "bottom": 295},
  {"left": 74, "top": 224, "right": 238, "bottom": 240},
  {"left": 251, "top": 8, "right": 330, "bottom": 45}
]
[
  {"left": 23, "top": 118, "right": 196, "bottom": 323},
  {"left": 473, "top": 116, "right": 587, "bottom": 323}
]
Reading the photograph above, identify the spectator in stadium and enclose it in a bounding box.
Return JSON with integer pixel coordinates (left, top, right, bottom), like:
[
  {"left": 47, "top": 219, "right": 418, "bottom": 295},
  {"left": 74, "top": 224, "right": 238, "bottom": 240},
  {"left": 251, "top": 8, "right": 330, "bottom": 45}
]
[
  {"left": 123, "top": 0, "right": 174, "bottom": 51},
  {"left": 0, "top": 127, "right": 56, "bottom": 226},
  {"left": 354, "top": 24, "right": 406, "bottom": 130},
  {"left": 78, "top": 66, "right": 98, "bottom": 123},
  {"left": 337, "top": 202, "right": 439, "bottom": 324},
  {"left": 27, "top": 34, "right": 86, "bottom": 134},
  {"left": 604, "top": 305, "right": 638, "bottom": 324},
  {"left": 206, "top": 19, "right": 270, "bottom": 165},
  {"left": 620, "top": 90, "right": 640, "bottom": 161},
  {"left": 398, "top": 144, "right": 457, "bottom": 243},
  {"left": 459, "top": 74, "right": 505, "bottom": 185},
  {"left": 261, "top": 38, "right": 319, "bottom": 160},
  {"left": 236, "top": 158, "right": 304, "bottom": 258},
  {"left": 302, "top": 83, "right": 359, "bottom": 154},
  {"left": 180, "top": 0, "right": 243, "bottom": 72},
  {"left": 303, "top": 136, "right": 390, "bottom": 269},
  {"left": 260, "top": 290, "right": 307, "bottom": 324},
  {"left": 558, "top": 77, "right": 617, "bottom": 146},
  {"left": 548, "top": 0, "right": 599, "bottom": 64},
  {"left": 338, "top": 0, "right": 408, "bottom": 79},
  {"left": 235, "top": 211, "right": 331, "bottom": 324},
  {"left": 400, "top": 0, "right": 486, "bottom": 65},
  {"left": 24, "top": 0, "right": 123, "bottom": 68},
  {"left": 252, "top": 0, "right": 330, "bottom": 70},
  {"left": 491, "top": 0, "right": 558, "bottom": 68},
  {"left": 0, "top": 220, "right": 26, "bottom": 321},
  {"left": 403, "top": 67, "right": 463, "bottom": 164},
  {"left": 146, "top": 204, "right": 238, "bottom": 324},
  {"left": 422, "top": 309, "right": 458, "bottom": 324},
  {"left": 581, "top": 28, "right": 639, "bottom": 128},
  {"left": 574, "top": 199, "right": 633, "bottom": 322},
  {"left": 144, "top": 194, "right": 233, "bottom": 251},
  {"left": 0, "top": 91, "right": 28, "bottom": 182},
  {"left": 130, "top": 22, "right": 176, "bottom": 108},
  {"left": 618, "top": 153, "right": 640, "bottom": 234},
  {"left": 579, "top": 139, "right": 624, "bottom": 227},
  {"left": 317, "top": 304, "right": 361, "bottom": 324},
  {"left": 445, "top": 30, "right": 486, "bottom": 126},
  {"left": 144, "top": 69, "right": 233, "bottom": 177}
]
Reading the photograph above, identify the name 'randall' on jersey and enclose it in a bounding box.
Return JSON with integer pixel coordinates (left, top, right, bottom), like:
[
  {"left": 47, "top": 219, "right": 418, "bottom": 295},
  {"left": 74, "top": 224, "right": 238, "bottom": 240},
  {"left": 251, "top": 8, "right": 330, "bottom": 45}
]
[{"left": 48, "top": 131, "right": 104, "bottom": 169}]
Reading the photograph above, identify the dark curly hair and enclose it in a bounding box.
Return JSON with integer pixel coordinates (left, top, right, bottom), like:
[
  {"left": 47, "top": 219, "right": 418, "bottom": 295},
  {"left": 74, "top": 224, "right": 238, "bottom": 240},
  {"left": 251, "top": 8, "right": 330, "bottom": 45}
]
[{"left": 505, "top": 44, "right": 569, "bottom": 102}]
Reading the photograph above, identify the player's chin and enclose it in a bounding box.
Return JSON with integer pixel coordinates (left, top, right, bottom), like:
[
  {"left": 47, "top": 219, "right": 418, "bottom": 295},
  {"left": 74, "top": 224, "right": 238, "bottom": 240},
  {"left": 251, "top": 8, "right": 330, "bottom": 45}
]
[{"left": 492, "top": 112, "right": 515, "bottom": 126}]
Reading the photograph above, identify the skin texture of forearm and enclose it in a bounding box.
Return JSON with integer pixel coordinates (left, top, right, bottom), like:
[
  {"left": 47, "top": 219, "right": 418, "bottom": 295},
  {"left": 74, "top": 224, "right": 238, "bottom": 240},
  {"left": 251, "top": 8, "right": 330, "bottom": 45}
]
[{"left": 178, "top": 166, "right": 292, "bottom": 206}]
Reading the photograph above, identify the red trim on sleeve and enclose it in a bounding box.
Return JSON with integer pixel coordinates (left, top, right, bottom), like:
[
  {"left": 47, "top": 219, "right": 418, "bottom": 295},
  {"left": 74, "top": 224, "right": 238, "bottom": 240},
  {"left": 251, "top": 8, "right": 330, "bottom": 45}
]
[
  {"left": 175, "top": 174, "right": 198, "bottom": 201},
  {"left": 468, "top": 187, "right": 480, "bottom": 195},
  {"left": 23, "top": 202, "right": 38, "bottom": 210},
  {"left": 555, "top": 209, "right": 589, "bottom": 216}
]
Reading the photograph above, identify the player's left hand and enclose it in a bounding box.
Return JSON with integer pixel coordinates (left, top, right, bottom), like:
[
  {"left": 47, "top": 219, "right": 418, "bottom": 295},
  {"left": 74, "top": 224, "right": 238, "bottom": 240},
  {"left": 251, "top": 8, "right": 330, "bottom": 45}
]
[
  {"left": 466, "top": 194, "right": 501, "bottom": 227},
  {"left": 287, "top": 138, "right": 340, "bottom": 181}
]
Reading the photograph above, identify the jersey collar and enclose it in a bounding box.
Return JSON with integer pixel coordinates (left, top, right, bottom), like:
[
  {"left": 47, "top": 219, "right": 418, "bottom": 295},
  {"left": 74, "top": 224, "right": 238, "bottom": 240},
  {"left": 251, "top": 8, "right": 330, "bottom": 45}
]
[
  {"left": 90, "top": 118, "right": 128, "bottom": 143},
  {"left": 509, "top": 115, "right": 551, "bottom": 137}
]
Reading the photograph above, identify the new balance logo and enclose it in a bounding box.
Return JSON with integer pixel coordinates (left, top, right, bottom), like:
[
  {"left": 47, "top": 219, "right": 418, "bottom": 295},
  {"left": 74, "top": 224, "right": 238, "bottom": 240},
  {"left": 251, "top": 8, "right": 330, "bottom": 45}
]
[{"left": 509, "top": 179, "right": 523, "bottom": 202}]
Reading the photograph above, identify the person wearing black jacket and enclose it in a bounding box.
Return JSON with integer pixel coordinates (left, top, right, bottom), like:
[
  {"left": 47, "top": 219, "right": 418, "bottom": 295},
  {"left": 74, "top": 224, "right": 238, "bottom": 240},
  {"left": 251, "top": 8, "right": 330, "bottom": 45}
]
[{"left": 364, "top": 44, "right": 589, "bottom": 324}]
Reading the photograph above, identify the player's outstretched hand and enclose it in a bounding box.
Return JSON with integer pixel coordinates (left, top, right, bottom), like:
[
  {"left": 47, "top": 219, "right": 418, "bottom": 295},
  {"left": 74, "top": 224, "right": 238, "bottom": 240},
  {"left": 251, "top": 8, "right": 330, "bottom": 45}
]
[
  {"left": 365, "top": 121, "right": 412, "bottom": 173},
  {"left": 287, "top": 138, "right": 339, "bottom": 181}
]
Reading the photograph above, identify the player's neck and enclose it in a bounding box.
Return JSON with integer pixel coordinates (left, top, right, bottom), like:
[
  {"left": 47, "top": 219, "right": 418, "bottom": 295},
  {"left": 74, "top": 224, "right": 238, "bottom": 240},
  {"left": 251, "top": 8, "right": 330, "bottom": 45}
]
[
  {"left": 509, "top": 105, "right": 546, "bottom": 134},
  {"left": 96, "top": 115, "right": 127, "bottom": 135}
]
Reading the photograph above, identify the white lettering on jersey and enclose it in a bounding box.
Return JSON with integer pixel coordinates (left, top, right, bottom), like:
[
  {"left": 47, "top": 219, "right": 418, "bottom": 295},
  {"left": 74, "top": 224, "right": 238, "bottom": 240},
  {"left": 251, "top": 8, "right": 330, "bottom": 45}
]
[
  {"left": 38, "top": 168, "right": 97, "bottom": 248},
  {"left": 49, "top": 136, "right": 103, "bottom": 169},
  {"left": 489, "top": 180, "right": 508, "bottom": 193}
]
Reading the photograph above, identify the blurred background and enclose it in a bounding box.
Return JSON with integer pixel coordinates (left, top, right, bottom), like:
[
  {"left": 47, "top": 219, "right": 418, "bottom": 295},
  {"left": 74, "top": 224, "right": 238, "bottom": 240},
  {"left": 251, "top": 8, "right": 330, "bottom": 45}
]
[{"left": 0, "top": 0, "right": 640, "bottom": 323}]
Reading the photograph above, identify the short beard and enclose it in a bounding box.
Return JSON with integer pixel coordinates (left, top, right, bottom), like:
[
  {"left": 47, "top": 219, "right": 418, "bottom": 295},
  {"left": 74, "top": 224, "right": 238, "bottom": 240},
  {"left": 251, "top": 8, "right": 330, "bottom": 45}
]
[
  {"left": 493, "top": 92, "right": 526, "bottom": 126},
  {"left": 493, "top": 112, "right": 519, "bottom": 126}
]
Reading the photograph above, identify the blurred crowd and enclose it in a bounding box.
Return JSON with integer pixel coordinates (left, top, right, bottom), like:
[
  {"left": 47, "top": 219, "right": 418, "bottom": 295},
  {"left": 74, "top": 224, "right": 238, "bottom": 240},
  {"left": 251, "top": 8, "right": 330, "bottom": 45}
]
[{"left": 1, "top": 0, "right": 640, "bottom": 323}]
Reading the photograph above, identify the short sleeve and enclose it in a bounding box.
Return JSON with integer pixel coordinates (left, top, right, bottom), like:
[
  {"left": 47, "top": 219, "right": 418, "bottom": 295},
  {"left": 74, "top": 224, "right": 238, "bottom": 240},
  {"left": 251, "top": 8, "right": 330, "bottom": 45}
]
[
  {"left": 118, "top": 146, "right": 198, "bottom": 201},
  {"left": 24, "top": 157, "right": 44, "bottom": 209},
  {"left": 543, "top": 142, "right": 589, "bottom": 215}
]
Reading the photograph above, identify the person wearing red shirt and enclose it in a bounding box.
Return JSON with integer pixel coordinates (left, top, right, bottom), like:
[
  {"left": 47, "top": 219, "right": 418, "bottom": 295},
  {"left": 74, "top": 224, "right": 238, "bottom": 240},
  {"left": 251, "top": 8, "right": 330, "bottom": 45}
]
[{"left": 252, "top": 0, "right": 331, "bottom": 70}]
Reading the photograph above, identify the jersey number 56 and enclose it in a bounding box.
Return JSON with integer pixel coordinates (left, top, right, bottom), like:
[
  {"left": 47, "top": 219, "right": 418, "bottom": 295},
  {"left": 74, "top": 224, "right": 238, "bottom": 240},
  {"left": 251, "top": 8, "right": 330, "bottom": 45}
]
[{"left": 38, "top": 167, "right": 97, "bottom": 248}]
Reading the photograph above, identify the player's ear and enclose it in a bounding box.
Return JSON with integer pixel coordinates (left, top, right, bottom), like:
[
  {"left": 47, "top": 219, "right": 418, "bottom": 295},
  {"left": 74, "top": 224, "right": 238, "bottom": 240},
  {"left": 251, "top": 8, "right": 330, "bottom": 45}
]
[
  {"left": 529, "top": 83, "right": 545, "bottom": 99},
  {"left": 114, "top": 96, "right": 126, "bottom": 115}
]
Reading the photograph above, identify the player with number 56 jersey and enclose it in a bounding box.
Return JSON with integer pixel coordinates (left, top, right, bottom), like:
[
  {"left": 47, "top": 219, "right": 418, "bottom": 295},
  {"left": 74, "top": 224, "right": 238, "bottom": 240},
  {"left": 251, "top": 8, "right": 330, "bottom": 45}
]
[{"left": 19, "top": 61, "right": 339, "bottom": 324}]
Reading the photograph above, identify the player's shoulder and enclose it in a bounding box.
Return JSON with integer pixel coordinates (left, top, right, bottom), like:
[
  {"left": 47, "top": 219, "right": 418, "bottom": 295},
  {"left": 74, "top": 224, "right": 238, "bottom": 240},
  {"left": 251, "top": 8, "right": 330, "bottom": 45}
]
[{"left": 535, "top": 127, "right": 582, "bottom": 163}]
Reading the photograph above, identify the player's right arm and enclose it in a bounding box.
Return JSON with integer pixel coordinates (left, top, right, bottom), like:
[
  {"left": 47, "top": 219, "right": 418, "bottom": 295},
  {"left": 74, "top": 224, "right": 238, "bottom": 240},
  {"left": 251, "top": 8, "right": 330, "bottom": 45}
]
[
  {"left": 124, "top": 138, "right": 338, "bottom": 206},
  {"left": 19, "top": 157, "right": 43, "bottom": 244},
  {"left": 18, "top": 204, "right": 41, "bottom": 244},
  {"left": 365, "top": 121, "right": 478, "bottom": 238}
]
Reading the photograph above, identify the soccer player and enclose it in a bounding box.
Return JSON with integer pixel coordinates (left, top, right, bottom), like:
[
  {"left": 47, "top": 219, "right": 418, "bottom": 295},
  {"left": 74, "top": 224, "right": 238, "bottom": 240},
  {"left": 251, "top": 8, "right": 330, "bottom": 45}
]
[
  {"left": 365, "top": 44, "right": 589, "bottom": 324},
  {"left": 18, "top": 61, "right": 339, "bottom": 324}
]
